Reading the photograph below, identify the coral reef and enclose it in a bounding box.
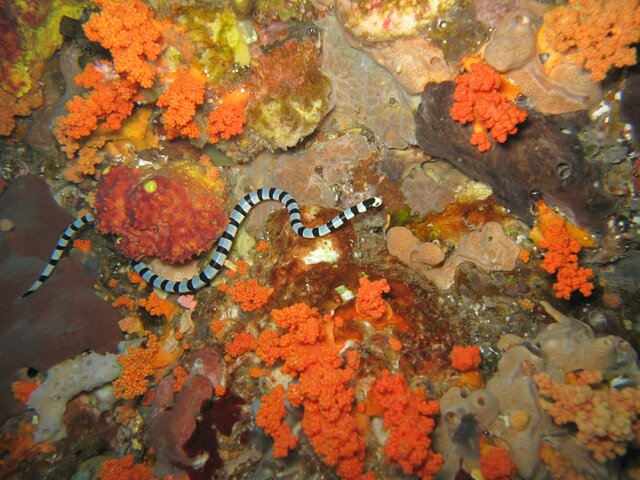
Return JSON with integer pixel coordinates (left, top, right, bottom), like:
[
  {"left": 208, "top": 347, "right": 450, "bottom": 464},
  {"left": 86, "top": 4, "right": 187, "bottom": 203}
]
[
  {"left": 416, "top": 81, "right": 617, "bottom": 229},
  {"left": 1, "top": 1, "right": 639, "bottom": 479},
  {"left": 95, "top": 162, "right": 227, "bottom": 263}
]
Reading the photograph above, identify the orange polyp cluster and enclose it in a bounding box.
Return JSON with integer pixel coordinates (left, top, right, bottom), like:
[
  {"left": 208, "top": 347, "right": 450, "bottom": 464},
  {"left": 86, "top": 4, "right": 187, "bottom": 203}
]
[
  {"left": 139, "top": 292, "right": 178, "bottom": 319},
  {"left": 355, "top": 277, "right": 390, "bottom": 321},
  {"left": 229, "top": 302, "right": 374, "bottom": 480},
  {"left": 450, "top": 61, "right": 527, "bottom": 152},
  {"left": 83, "top": 0, "right": 165, "bottom": 88},
  {"left": 225, "top": 331, "right": 257, "bottom": 358},
  {"left": 73, "top": 239, "right": 92, "bottom": 253},
  {"left": 54, "top": 62, "right": 138, "bottom": 158},
  {"left": 207, "top": 89, "right": 250, "bottom": 143},
  {"left": 157, "top": 68, "right": 206, "bottom": 139},
  {"left": 228, "top": 278, "right": 273, "bottom": 312},
  {"left": 450, "top": 345, "right": 482, "bottom": 372},
  {"left": 542, "top": 0, "right": 640, "bottom": 82},
  {"left": 97, "top": 454, "right": 156, "bottom": 480},
  {"left": 479, "top": 443, "right": 517, "bottom": 480},
  {"left": 531, "top": 201, "right": 594, "bottom": 300},
  {"left": 256, "top": 385, "right": 298, "bottom": 458},
  {"left": 113, "top": 335, "right": 165, "bottom": 399},
  {"left": 372, "top": 370, "right": 443, "bottom": 480},
  {"left": 11, "top": 380, "right": 40, "bottom": 405}
]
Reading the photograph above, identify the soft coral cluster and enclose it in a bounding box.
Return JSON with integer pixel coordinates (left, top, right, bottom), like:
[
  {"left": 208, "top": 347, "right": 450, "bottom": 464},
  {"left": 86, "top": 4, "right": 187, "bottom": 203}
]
[
  {"left": 229, "top": 303, "right": 374, "bottom": 480},
  {"left": 83, "top": 0, "right": 165, "bottom": 88},
  {"left": 531, "top": 201, "right": 594, "bottom": 300},
  {"left": 54, "top": 62, "right": 138, "bottom": 157},
  {"left": 98, "top": 454, "right": 156, "bottom": 480},
  {"left": 373, "top": 370, "right": 443, "bottom": 480},
  {"left": 157, "top": 67, "right": 206, "bottom": 139},
  {"left": 113, "top": 335, "right": 165, "bottom": 400},
  {"left": 355, "top": 277, "right": 390, "bottom": 321},
  {"left": 535, "top": 370, "right": 640, "bottom": 463},
  {"left": 95, "top": 162, "right": 226, "bottom": 263},
  {"left": 207, "top": 89, "right": 250, "bottom": 143},
  {"left": 542, "top": 0, "right": 640, "bottom": 82},
  {"left": 450, "top": 61, "right": 527, "bottom": 152},
  {"left": 256, "top": 385, "right": 298, "bottom": 458}
]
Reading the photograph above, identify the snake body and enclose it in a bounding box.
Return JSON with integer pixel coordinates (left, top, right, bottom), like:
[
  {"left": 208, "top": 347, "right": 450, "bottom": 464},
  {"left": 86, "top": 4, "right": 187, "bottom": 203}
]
[{"left": 23, "top": 188, "right": 382, "bottom": 296}]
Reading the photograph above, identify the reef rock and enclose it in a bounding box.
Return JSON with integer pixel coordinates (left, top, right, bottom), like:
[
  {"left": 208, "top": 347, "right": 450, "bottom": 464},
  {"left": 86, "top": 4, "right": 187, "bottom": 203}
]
[
  {"left": 318, "top": 15, "right": 417, "bottom": 148},
  {"left": 483, "top": 8, "right": 601, "bottom": 114},
  {"left": 415, "top": 81, "right": 617, "bottom": 230},
  {"left": 0, "top": 175, "right": 121, "bottom": 423},
  {"left": 434, "top": 304, "right": 637, "bottom": 479}
]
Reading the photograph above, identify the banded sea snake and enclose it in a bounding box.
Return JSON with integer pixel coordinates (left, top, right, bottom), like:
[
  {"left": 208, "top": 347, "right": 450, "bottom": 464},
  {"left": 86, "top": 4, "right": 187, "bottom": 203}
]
[{"left": 23, "top": 188, "right": 383, "bottom": 297}]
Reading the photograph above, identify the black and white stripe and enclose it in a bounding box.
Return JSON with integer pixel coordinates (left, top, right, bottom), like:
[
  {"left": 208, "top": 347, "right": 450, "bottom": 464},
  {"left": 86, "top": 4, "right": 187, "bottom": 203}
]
[
  {"left": 23, "top": 189, "right": 383, "bottom": 296},
  {"left": 133, "top": 188, "right": 382, "bottom": 293},
  {"left": 22, "top": 214, "right": 95, "bottom": 297}
]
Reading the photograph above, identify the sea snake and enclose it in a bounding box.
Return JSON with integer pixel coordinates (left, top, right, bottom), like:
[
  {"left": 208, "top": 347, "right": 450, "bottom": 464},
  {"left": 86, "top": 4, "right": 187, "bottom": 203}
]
[{"left": 23, "top": 188, "right": 383, "bottom": 297}]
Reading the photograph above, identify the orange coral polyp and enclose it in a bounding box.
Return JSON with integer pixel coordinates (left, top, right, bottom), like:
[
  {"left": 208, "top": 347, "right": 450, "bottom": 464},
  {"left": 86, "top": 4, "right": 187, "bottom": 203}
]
[
  {"left": 450, "top": 345, "right": 482, "bottom": 372},
  {"left": 157, "top": 68, "right": 206, "bottom": 139},
  {"left": 542, "top": 0, "right": 640, "bottom": 82},
  {"left": 113, "top": 335, "right": 162, "bottom": 399},
  {"left": 532, "top": 201, "right": 594, "bottom": 300},
  {"left": 83, "top": 0, "right": 164, "bottom": 88},
  {"left": 97, "top": 454, "right": 156, "bottom": 480},
  {"left": 355, "top": 277, "right": 391, "bottom": 321},
  {"left": 480, "top": 446, "right": 517, "bottom": 480},
  {"left": 55, "top": 62, "right": 138, "bottom": 158},
  {"left": 207, "top": 89, "right": 250, "bottom": 143},
  {"left": 229, "top": 278, "right": 273, "bottom": 312},
  {"left": 450, "top": 61, "right": 527, "bottom": 152},
  {"left": 373, "top": 370, "right": 443, "bottom": 479},
  {"left": 256, "top": 385, "right": 298, "bottom": 458}
]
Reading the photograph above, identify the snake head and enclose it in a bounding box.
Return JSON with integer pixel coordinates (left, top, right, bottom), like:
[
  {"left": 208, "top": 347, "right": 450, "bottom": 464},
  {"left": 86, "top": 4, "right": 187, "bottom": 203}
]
[{"left": 372, "top": 197, "right": 383, "bottom": 207}]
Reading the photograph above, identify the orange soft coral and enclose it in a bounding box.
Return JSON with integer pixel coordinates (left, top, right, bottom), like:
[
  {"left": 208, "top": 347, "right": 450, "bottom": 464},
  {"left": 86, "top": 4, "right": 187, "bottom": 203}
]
[
  {"left": 11, "top": 380, "right": 39, "bottom": 404},
  {"left": 54, "top": 62, "right": 137, "bottom": 158},
  {"left": 98, "top": 454, "right": 156, "bottom": 480},
  {"left": 450, "top": 345, "right": 482, "bottom": 372},
  {"left": 229, "top": 278, "right": 273, "bottom": 312},
  {"left": 450, "top": 61, "right": 527, "bottom": 152},
  {"left": 83, "top": 0, "right": 165, "bottom": 88},
  {"left": 234, "top": 303, "right": 373, "bottom": 480},
  {"left": 139, "top": 292, "right": 178, "bottom": 319},
  {"left": 373, "top": 370, "right": 443, "bottom": 480},
  {"left": 113, "top": 335, "right": 165, "bottom": 399},
  {"left": 480, "top": 445, "right": 517, "bottom": 480},
  {"left": 355, "top": 277, "right": 390, "bottom": 321},
  {"left": 157, "top": 68, "right": 206, "bottom": 139},
  {"left": 535, "top": 370, "right": 640, "bottom": 463},
  {"left": 543, "top": 0, "right": 640, "bottom": 82},
  {"left": 207, "top": 89, "right": 249, "bottom": 143},
  {"left": 531, "top": 201, "right": 594, "bottom": 300},
  {"left": 256, "top": 385, "right": 299, "bottom": 458},
  {"left": 225, "top": 331, "right": 257, "bottom": 357}
]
